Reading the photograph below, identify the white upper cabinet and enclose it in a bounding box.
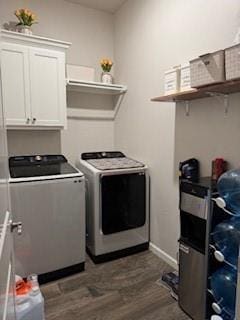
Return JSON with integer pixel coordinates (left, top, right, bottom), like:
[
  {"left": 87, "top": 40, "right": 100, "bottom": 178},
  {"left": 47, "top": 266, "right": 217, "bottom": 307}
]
[
  {"left": 1, "top": 43, "right": 31, "bottom": 126},
  {"left": 29, "top": 48, "right": 66, "bottom": 127},
  {"left": 0, "top": 30, "right": 71, "bottom": 129}
]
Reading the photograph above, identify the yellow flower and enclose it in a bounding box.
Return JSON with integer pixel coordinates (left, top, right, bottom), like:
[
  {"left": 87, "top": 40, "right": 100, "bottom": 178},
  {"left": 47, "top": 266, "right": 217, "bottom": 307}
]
[
  {"left": 15, "top": 9, "right": 21, "bottom": 16},
  {"left": 25, "top": 9, "right": 33, "bottom": 16},
  {"left": 31, "top": 13, "right": 36, "bottom": 20},
  {"left": 100, "top": 58, "right": 113, "bottom": 72}
]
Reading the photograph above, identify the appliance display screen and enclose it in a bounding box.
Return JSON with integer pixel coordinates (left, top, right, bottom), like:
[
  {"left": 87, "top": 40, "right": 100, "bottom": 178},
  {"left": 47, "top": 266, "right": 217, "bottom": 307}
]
[{"left": 9, "top": 163, "right": 78, "bottom": 178}]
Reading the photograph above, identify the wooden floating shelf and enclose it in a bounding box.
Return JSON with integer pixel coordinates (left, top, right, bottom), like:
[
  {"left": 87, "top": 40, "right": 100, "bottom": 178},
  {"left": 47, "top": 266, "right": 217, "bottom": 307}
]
[
  {"left": 67, "top": 79, "right": 127, "bottom": 95},
  {"left": 151, "top": 79, "right": 240, "bottom": 102}
]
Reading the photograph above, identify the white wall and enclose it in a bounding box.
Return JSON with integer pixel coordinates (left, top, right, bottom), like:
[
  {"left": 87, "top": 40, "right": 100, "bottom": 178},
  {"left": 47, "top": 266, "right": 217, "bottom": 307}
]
[
  {"left": 114, "top": 0, "right": 240, "bottom": 262},
  {"left": 0, "top": 0, "right": 115, "bottom": 164},
  {"left": 175, "top": 94, "right": 240, "bottom": 177},
  {"left": 61, "top": 118, "right": 114, "bottom": 164}
]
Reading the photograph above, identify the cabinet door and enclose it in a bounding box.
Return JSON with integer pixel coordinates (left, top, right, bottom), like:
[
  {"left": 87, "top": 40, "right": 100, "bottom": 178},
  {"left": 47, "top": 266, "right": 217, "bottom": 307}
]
[
  {"left": 29, "top": 48, "right": 66, "bottom": 127},
  {"left": 1, "top": 43, "right": 31, "bottom": 126},
  {"left": 0, "top": 65, "right": 16, "bottom": 320}
]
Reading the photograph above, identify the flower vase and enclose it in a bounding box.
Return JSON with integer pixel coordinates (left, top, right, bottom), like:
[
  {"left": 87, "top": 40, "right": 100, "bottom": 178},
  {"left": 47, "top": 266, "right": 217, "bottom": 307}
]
[
  {"left": 101, "top": 72, "right": 113, "bottom": 84},
  {"left": 19, "top": 26, "right": 33, "bottom": 35}
]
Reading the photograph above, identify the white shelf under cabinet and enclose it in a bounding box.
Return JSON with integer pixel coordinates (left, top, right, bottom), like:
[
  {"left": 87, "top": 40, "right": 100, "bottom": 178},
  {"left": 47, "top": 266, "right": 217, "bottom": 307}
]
[
  {"left": 66, "top": 79, "right": 127, "bottom": 95},
  {"left": 66, "top": 79, "right": 127, "bottom": 120},
  {"left": 67, "top": 108, "right": 115, "bottom": 120}
]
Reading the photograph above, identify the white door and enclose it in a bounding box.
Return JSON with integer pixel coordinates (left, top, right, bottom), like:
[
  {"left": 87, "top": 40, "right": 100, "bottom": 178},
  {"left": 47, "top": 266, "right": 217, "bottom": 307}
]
[
  {"left": 29, "top": 48, "right": 66, "bottom": 127},
  {"left": 1, "top": 43, "right": 31, "bottom": 127},
  {"left": 0, "top": 57, "right": 16, "bottom": 320}
]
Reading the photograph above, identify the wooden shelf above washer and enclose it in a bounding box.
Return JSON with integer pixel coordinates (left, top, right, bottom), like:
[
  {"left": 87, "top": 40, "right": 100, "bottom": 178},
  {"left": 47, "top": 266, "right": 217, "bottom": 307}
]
[{"left": 151, "top": 79, "right": 240, "bottom": 102}]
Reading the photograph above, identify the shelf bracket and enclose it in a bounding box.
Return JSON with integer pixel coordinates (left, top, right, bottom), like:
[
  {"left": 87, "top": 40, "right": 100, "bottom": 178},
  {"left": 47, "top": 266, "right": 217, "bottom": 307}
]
[
  {"left": 182, "top": 100, "right": 190, "bottom": 117},
  {"left": 224, "top": 94, "right": 229, "bottom": 114},
  {"left": 179, "top": 100, "right": 190, "bottom": 116},
  {"left": 206, "top": 92, "right": 229, "bottom": 114},
  {"left": 114, "top": 94, "right": 125, "bottom": 118},
  {"left": 185, "top": 101, "right": 190, "bottom": 116}
]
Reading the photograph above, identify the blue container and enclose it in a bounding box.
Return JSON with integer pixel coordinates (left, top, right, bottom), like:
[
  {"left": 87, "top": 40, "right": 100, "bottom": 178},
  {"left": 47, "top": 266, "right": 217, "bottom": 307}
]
[
  {"left": 218, "top": 168, "right": 240, "bottom": 215},
  {"left": 210, "top": 266, "right": 237, "bottom": 317},
  {"left": 213, "top": 217, "right": 240, "bottom": 266}
]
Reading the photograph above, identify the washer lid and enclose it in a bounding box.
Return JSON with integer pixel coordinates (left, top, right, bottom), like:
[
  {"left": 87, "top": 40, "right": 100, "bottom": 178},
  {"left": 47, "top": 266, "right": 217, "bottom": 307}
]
[
  {"left": 9, "top": 155, "right": 83, "bottom": 179},
  {"left": 86, "top": 157, "right": 145, "bottom": 171}
]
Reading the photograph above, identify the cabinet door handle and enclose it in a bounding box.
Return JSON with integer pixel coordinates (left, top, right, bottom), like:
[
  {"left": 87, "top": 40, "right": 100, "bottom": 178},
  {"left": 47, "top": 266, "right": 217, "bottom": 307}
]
[
  {"left": 32, "top": 118, "right": 36, "bottom": 124},
  {"left": 9, "top": 220, "right": 22, "bottom": 235},
  {"left": 26, "top": 118, "right": 31, "bottom": 124}
]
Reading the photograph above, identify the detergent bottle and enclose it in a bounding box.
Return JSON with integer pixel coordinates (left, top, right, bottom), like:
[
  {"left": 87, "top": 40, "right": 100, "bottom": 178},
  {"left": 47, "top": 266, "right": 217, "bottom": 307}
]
[{"left": 15, "top": 274, "right": 45, "bottom": 320}]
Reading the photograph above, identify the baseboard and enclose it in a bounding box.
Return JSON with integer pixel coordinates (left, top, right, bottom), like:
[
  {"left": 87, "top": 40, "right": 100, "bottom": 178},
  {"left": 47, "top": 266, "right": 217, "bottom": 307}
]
[
  {"left": 149, "top": 242, "right": 178, "bottom": 270},
  {"left": 38, "top": 262, "right": 85, "bottom": 284},
  {"left": 87, "top": 242, "right": 149, "bottom": 264}
]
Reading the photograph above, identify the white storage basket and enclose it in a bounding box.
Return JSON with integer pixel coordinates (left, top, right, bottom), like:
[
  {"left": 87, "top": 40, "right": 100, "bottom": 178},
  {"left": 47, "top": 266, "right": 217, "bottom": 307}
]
[
  {"left": 180, "top": 64, "right": 191, "bottom": 92},
  {"left": 66, "top": 64, "right": 95, "bottom": 82},
  {"left": 190, "top": 50, "right": 225, "bottom": 88},
  {"left": 225, "top": 44, "right": 240, "bottom": 80},
  {"left": 164, "top": 67, "right": 180, "bottom": 95}
]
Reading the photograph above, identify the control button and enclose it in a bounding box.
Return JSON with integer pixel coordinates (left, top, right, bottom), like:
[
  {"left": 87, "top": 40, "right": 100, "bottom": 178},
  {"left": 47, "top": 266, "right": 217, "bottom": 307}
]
[
  {"left": 102, "top": 152, "right": 107, "bottom": 157},
  {"left": 35, "top": 155, "right": 42, "bottom": 161}
]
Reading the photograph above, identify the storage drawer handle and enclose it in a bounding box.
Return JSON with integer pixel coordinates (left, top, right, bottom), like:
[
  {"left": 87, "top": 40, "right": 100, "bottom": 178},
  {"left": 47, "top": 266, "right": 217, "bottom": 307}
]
[
  {"left": 199, "top": 53, "right": 211, "bottom": 58},
  {"left": 198, "top": 53, "right": 211, "bottom": 66},
  {"left": 197, "top": 60, "right": 210, "bottom": 67}
]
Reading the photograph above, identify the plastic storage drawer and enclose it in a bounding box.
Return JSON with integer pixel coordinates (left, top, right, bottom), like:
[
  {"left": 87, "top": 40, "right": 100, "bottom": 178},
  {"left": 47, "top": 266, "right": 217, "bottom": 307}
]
[
  {"left": 190, "top": 50, "right": 225, "bottom": 88},
  {"left": 225, "top": 44, "right": 240, "bottom": 80},
  {"left": 180, "top": 63, "right": 191, "bottom": 92},
  {"left": 164, "top": 67, "right": 180, "bottom": 95}
]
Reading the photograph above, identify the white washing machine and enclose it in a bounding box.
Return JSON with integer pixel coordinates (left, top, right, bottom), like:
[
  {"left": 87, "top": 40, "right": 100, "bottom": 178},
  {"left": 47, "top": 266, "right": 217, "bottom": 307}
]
[
  {"left": 77, "top": 151, "right": 149, "bottom": 263},
  {"left": 9, "top": 154, "right": 85, "bottom": 283}
]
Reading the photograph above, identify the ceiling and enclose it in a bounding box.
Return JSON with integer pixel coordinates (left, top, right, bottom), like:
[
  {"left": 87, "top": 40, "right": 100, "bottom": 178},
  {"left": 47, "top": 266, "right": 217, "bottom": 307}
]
[{"left": 64, "top": 0, "right": 127, "bottom": 13}]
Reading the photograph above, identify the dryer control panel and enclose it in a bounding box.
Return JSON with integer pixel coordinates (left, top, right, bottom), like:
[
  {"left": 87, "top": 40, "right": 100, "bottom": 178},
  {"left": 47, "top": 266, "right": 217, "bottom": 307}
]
[{"left": 81, "top": 151, "right": 125, "bottom": 160}]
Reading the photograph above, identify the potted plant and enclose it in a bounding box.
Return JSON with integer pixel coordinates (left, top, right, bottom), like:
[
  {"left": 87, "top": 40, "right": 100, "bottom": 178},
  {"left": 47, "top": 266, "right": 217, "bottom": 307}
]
[
  {"left": 14, "top": 8, "right": 37, "bottom": 35},
  {"left": 100, "top": 58, "right": 113, "bottom": 84}
]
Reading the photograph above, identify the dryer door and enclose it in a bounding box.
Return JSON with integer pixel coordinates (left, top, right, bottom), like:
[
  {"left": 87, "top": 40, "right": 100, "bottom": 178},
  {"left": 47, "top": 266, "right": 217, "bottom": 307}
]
[{"left": 100, "top": 172, "right": 146, "bottom": 235}]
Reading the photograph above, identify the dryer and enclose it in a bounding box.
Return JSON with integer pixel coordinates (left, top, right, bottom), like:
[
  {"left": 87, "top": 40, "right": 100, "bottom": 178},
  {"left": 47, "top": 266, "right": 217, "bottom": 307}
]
[{"left": 78, "top": 151, "right": 149, "bottom": 263}]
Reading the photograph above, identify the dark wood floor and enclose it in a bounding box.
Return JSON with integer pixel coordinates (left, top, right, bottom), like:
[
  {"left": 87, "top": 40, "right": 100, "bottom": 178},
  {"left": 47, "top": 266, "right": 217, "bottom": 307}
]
[{"left": 41, "top": 250, "right": 189, "bottom": 320}]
